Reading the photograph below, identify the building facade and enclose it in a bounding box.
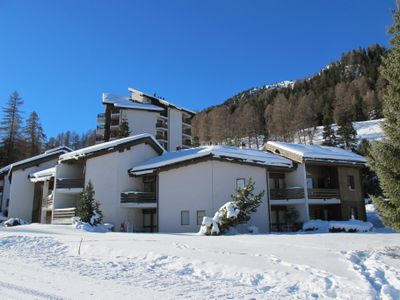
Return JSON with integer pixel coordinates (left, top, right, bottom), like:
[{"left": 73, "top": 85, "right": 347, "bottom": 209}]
[
  {"left": 265, "top": 141, "right": 367, "bottom": 232},
  {"left": 96, "top": 88, "right": 195, "bottom": 151}
]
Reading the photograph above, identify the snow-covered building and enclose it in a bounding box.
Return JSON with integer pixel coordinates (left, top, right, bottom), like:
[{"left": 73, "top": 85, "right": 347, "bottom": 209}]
[
  {"left": 51, "top": 134, "right": 164, "bottom": 227},
  {"left": 265, "top": 142, "right": 367, "bottom": 232},
  {"left": 128, "top": 146, "right": 292, "bottom": 233},
  {"left": 96, "top": 88, "right": 195, "bottom": 151},
  {"left": 0, "top": 147, "right": 72, "bottom": 222}
]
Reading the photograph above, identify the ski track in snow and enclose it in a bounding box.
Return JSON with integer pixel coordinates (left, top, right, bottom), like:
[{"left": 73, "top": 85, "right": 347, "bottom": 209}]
[
  {"left": 345, "top": 248, "right": 400, "bottom": 300},
  {"left": 0, "top": 235, "right": 392, "bottom": 299}
]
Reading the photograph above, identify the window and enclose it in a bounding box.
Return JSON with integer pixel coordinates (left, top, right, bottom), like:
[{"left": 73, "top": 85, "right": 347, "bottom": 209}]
[
  {"left": 197, "top": 210, "right": 206, "bottom": 225},
  {"left": 181, "top": 210, "right": 189, "bottom": 225},
  {"left": 348, "top": 175, "right": 355, "bottom": 191},
  {"left": 236, "top": 178, "right": 245, "bottom": 190},
  {"left": 350, "top": 207, "right": 358, "bottom": 220}
]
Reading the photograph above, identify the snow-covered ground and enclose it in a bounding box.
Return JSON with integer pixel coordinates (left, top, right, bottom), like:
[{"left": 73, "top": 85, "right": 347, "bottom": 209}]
[
  {"left": 311, "top": 119, "right": 385, "bottom": 145},
  {"left": 0, "top": 216, "right": 399, "bottom": 299}
]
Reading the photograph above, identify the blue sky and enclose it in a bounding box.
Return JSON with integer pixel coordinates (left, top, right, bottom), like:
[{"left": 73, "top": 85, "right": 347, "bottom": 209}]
[{"left": 0, "top": 0, "right": 396, "bottom": 137}]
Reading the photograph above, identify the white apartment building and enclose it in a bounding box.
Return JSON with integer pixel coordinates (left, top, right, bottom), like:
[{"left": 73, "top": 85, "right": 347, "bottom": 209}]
[{"left": 96, "top": 88, "right": 195, "bottom": 151}]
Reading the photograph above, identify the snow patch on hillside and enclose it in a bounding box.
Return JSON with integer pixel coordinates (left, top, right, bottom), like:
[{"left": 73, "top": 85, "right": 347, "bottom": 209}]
[{"left": 312, "top": 119, "right": 385, "bottom": 145}]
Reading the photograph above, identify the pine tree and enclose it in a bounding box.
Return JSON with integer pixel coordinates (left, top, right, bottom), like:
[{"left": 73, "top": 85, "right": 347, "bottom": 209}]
[
  {"left": 218, "top": 178, "right": 264, "bottom": 234},
  {"left": 23, "top": 111, "right": 46, "bottom": 157},
  {"left": 0, "top": 91, "right": 24, "bottom": 165},
  {"left": 322, "top": 124, "right": 337, "bottom": 146},
  {"left": 76, "top": 181, "right": 103, "bottom": 225},
  {"left": 368, "top": 8, "right": 400, "bottom": 230},
  {"left": 117, "top": 116, "right": 130, "bottom": 138},
  {"left": 336, "top": 119, "right": 357, "bottom": 149}
]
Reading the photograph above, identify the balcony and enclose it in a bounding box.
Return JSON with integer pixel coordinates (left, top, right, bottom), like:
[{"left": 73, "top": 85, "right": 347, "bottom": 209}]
[
  {"left": 156, "top": 121, "right": 168, "bottom": 130},
  {"left": 182, "top": 114, "right": 192, "bottom": 126},
  {"left": 182, "top": 128, "right": 191, "bottom": 136},
  {"left": 182, "top": 139, "right": 191, "bottom": 147},
  {"left": 270, "top": 188, "right": 305, "bottom": 200},
  {"left": 111, "top": 112, "right": 120, "bottom": 119},
  {"left": 97, "top": 113, "right": 105, "bottom": 124},
  {"left": 120, "top": 191, "right": 157, "bottom": 208},
  {"left": 308, "top": 188, "right": 340, "bottom": 199},
  {"left": 42, "top": 194, "right": 54, "bottom": 209},
  {"left": 52, "top": 208, "right": 76, "bottom": 225},
  {"left": 56, "top": 178, "right": 84, "bottom": 193},
  {"left": 156, "top": 133, "right": 168, "bottom": 142}
]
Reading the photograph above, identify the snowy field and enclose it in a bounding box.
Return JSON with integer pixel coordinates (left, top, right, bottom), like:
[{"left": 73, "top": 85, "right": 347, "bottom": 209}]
[{"left": 0, "top": 221, "right": 399, "bottom": 299}]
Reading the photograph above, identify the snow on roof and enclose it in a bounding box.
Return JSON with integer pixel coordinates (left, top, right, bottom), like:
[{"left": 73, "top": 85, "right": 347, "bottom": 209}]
[
  {"left": 129, "top": 145, "right": 292, "bottom": 174},
  {"left": 266, "top": 141, "right": 366, "bottom": 164},
  {"left": 128, "top": 88, "right": 196, "bottom": 115},
  {"left": 29, "top": 167, "right": 56, "bottom": 182},
  {"left": 0, "top": 147, "right": 71, "bottom": 177},
  {"left": 59, "top": 134, "right": 165, "bottom": 163},
  {"left": 102, "top": 93, "right": 164, "bottom": 112}
]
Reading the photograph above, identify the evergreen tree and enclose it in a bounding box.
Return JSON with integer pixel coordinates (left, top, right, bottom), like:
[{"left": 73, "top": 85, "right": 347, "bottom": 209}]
[
  {"left": 218, "top": 178, "right": 264, "bottom": 234},
  {"left": 76, "top": 181, "right": 103, "bottom": 225},
  {"left": 322, "top": 124, "right": 337, "bottom": 146},
  {"left": 336, "top": 119, "right": 357, "bottom": 149},
  {"left": 117, "top": 116, "right": 130, "bottom": 138},
  {"left": 23, "top": 111, "right": 46, "bottom": 157},
  {"left": 0, "top": 91, "right": 24, "bottom": 165},
  {"left": 368, "top": 9, "right": 400, "bottom": 230}
]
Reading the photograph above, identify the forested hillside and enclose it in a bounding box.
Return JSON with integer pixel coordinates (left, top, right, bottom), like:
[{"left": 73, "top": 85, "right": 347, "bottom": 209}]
[
  {"left": 0, "top": 91, "right": 95, "bottom": 167},
  {"left": 192, "top": 44, "right": 387, "bottom": 148}
]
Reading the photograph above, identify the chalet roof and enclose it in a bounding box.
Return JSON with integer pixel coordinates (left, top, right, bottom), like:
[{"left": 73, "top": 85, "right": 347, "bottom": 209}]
[
  {"left": 129, "top": 145, "right": 292, "bottom": 175},
  {"left": 29, "top": 167, "right": 56, "bottom": 182},
  {"left": 102, "top": 93, "right": 164, "bottom": 112},
  {"left": 59, "top": 134, "right": 165, "bottom": 163},
  {"left": 265, "top": 141, "right": 366, "bottom": 164},
  {"left": 128, "top": 88, "right": 196, "bottom": 115},
  {"left": 0, "top": 146, "right": 72, "bottom": 177}
]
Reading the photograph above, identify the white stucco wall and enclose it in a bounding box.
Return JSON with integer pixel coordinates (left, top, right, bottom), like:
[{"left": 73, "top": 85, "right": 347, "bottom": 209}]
[
  {"left": 83, "top": 143, "right": 159, "bottom": 228},
  {"left": 158, "top": 160, "right": 269, "bottom": 233},
  {"left": 285, "top": 165, "right": 305, "bottom": 188},
  {"left": 8, "top": 159, "right": 58, "bottom": 222},
  {"left": 124, "top": 109, "right": 159, "bottom": 138},
  {"left": 168, "top": 108, "right": 183, "bottom": 151}
]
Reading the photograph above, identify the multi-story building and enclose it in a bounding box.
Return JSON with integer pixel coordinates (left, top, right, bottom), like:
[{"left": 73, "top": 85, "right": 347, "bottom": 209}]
[
  {"left": 265, "top": 141, "right": 367, "bottom": 232},
  {"left": 96, "top": 88, "right": 195, "bottom": 151}
]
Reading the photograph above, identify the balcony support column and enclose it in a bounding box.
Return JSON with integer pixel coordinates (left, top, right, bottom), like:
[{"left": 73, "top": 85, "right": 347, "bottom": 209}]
[{"left": 301, "top": 164, "right": 310, "bottom": 221}]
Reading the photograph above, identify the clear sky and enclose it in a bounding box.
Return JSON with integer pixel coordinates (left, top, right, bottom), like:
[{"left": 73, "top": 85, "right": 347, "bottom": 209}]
[{"left": 0, "top": 0, "right": 396, "bottom": 137}]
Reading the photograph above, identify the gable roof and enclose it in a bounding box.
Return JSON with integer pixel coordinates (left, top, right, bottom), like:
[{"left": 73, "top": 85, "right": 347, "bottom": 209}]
[
  {"left": 129, "top": 145, "right": 292, "bottom": 175},
  {"left": 265, "top": 141, "right": 366, "bottom": 165},
  {"left": 128, "top": 88, "right": 196, "bottom": 115},
  {"left": 29, "top": 167, "right": 56, "bottom": 182},
  {"left": 0, "top": 146, "right": 72, "bottom": 178},
  {"left": 59, "top": 134, "right": 165, "bottom": 163},
  {"left": 102, "top": 93, "right": 164, "bottom": 112}
]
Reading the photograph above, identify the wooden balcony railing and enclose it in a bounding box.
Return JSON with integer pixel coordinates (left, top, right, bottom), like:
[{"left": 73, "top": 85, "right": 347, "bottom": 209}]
[
  {"left": 56, "top": 178, "right": 85, "bottom": 189},
  {"left": 53, "top": 208, "right": 76, "bottom": 225},
  {"left": 121, "top": 191, "right": 156, "bottom": 204},
  {"left": 270, "top": 188, "right": 305, "bottom": 200},
  {"left": 156, "top": 133, "right": 167, "bottom": 141},
  {"left": 42, "top": 195, "right": 54, "bottom": 208},
  {"left": 156, "top": 121, "right": 168, "bottom": 129},
  {"left": 308, "top": 188, "right": 340, "bottom": 199}
]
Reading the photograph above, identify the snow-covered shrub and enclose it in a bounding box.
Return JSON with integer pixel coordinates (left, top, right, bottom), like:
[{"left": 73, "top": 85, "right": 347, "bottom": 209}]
[
  {"left": 199, "top": 178, "right": 264, "bottom": 235},
  {"left": 303, "top": 219, "right": 373, "bottom": 233},
  {"left": 4, "top": 218, "right": 29, "bottom": 227},
  {"left": 76, "top": 181, "right": 103, "bottom": 226},
  {"left": 73, "top": 218, "right": 114, "bottom": 232}
]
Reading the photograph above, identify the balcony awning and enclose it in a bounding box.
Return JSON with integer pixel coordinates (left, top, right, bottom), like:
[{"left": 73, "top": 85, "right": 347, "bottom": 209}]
[{"left": 29, "top": 167, "right": 56, "bottom": 182}]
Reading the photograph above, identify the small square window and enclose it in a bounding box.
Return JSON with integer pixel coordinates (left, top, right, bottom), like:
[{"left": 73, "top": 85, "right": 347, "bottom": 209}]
[
  {"left": 348, "top": 175, "right": 355, "bottom": 190},
  {"left": 236, "top": 178, "right": 245, "bottom": 190},
  {"left": 181, "top": 210, "right": 189, "bottom": 225},
  {"left": 197, "top": 210, "right": 206, "bottom": 225}
]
